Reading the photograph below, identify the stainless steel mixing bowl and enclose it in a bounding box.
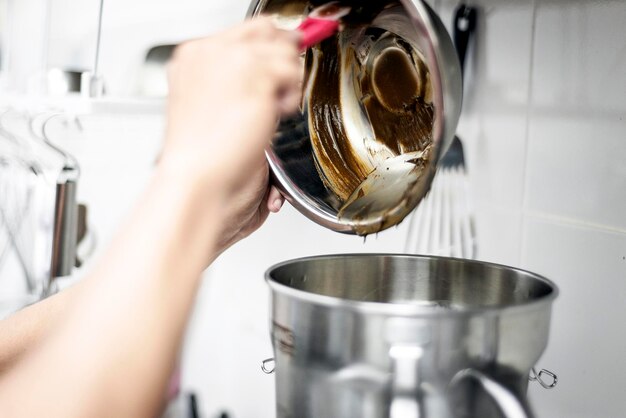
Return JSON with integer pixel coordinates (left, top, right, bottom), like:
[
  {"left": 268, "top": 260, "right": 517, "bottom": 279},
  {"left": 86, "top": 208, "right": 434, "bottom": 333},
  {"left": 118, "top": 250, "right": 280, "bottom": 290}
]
[
  {"left": 247, "top": 0, "right": 462, "bottom": 235},
  {"left": 265, "top": 254, "right": 558, "bottom": 418}
]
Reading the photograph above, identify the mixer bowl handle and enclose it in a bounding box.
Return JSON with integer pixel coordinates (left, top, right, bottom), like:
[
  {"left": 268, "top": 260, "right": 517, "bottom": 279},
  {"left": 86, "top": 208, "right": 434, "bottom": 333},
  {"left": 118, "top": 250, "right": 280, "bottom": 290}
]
[{"left": 451, "top": 369, "right": 536, "bottom": 418}]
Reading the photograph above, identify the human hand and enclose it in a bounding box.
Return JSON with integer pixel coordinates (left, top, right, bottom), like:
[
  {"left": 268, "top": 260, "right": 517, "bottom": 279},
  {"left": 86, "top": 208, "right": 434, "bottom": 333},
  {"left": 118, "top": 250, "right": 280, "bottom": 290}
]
[{"left": 160, "top": 18, "right": 302, "bottom": 256}]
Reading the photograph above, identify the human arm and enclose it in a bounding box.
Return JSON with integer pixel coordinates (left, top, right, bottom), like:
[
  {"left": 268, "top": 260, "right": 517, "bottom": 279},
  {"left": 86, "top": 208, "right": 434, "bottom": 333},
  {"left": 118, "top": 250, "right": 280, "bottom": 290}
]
[
  {"left": 0, "top": 18, "right": 300, "bottom": 418},
  {"left": 0, "top": 284, "right": 83, "bottom": 374}
]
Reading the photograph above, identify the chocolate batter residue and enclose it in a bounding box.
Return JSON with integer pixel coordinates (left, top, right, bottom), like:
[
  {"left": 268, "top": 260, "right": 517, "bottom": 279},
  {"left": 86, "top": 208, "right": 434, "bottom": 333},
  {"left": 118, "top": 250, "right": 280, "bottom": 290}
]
[
  {"left": 305, "top": 8, "right": 435, "bottom": 234},
  {"left": 360, "top": 39, "right": 434, "bottom": 153},
  {"left": 307, "top": 39, "right": 371, "bottom": 201}
]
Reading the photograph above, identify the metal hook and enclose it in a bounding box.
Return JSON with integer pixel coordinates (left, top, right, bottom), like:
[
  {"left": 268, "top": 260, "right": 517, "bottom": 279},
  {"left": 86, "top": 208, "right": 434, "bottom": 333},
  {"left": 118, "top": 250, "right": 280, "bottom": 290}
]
[
  {"left": 30, "top": 111, "right": 83, "bottom": 139},
  {"left": 40, "top": 113, "right": 81, "bottom": 177},
  {"left": 29, "top": 111, "right": 55, "bottom": 141},
  {"left": 529, "top": 367, "right": 558, "bottom": 389},
  {"left": 261, "top": 358, "right": 276, "bottom": 374},
  {"left": 38, "top": 113, "right": 82, "bottom": 287}
]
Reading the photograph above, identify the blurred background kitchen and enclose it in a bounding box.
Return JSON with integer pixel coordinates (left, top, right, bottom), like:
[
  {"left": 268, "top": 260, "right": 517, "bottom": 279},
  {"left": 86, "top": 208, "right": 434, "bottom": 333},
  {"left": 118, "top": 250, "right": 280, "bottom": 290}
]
[{"left": 0, "top": 0, "right": 624, "bottom": 417}]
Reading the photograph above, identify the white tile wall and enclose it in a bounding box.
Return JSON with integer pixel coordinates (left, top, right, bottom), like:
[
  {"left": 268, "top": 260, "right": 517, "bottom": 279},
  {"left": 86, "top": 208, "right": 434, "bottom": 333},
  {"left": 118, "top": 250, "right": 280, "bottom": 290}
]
[
  {"left": 52, "top": 111, "right": 165, "bottom": 260},
  {"left": 525, "top": 0, "right": 626, "bottom": 232},
  {"left": 439, "top": 0, "right": 626, "bottom": 416},
  {"left": 3, "top": 0, "right": 254, "bottom": 95},
  {"left": 473, "top": 203, "right": 522, "bottom": 266},
  {"left": 528, "top": 2, "right": 626, "bottom": 114},
  {"left": 433, "top": 0, "right": 535, "bottom": 265},
  {"left": 525, "top": 115, "right": 626, "bottom": 231},
  {"left": 523, "top": 217, "right": 626, "bottom": 418},
  {"left": 0, "top": 0, "right": 48, "bottom": 92},
  {"left": 519, "top": 3, "right": 626, "bottom": 415}
]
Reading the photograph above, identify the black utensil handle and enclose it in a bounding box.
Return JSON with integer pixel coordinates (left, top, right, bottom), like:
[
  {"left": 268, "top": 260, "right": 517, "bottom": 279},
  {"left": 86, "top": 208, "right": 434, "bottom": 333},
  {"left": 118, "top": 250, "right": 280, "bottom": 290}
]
[
  {"left": 188, "top": 393, "right": 199, "bottom": 418},
  {"left": 453, "top": 4, "right": 477, "bottom": 75}
]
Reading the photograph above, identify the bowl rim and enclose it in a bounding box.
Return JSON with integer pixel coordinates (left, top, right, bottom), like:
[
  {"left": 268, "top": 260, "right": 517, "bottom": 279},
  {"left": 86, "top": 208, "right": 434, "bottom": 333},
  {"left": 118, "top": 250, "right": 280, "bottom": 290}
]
[{"left": 265, "top": 253, "right": 559, "bottom": 317}]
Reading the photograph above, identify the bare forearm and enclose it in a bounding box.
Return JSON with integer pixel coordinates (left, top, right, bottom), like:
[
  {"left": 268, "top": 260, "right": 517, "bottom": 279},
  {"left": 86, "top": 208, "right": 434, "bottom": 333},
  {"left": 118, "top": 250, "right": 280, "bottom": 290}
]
[
  {"left": 0, "top": 284, "right": 81, "bottom": 374},
  {"left": 0, "top": 18, "right": 299, "bottom": 418},
  {"left": 0, "top": 167, "right": 223, "bottom": 418}
]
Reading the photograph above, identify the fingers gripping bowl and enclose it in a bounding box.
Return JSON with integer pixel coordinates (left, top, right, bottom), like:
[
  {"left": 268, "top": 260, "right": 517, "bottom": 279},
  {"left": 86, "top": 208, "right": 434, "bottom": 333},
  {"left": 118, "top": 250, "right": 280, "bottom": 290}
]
[{"left": 248, "top": 0, "right": 462, "bottom": 235}]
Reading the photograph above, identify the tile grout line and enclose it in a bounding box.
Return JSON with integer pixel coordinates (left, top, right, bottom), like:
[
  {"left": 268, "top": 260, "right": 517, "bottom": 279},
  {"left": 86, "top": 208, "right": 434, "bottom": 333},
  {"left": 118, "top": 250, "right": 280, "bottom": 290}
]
[
  {"left": 523, "top": 210, "right": 626, "bottom": 236},
  {"left": 519, "top": 0, "right": 539, "bottom": 267},
  {"left": 470, "top": 199, "right": 626, "bottom": 236}
]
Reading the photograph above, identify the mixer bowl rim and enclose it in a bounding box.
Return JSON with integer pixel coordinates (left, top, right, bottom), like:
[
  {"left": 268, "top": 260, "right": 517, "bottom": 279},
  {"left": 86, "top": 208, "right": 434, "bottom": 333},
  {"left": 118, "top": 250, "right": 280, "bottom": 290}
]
[{"left": 265, "top": 253, "right": 559, "bottom": 317}]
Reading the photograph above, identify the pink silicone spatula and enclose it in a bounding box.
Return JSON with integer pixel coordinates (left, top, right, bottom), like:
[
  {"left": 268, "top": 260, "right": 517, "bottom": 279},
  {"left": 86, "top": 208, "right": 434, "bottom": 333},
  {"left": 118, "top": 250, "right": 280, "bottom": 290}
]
[{"left": 297, "top": 2, "right": 352, "bottom": 50}]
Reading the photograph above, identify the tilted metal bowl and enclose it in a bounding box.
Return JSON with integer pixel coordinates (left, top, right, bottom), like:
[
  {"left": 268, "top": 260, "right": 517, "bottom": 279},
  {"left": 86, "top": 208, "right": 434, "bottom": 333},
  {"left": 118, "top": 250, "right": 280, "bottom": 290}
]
[{"left": 247, "top": 0, "right": 462, "bottom": 235}]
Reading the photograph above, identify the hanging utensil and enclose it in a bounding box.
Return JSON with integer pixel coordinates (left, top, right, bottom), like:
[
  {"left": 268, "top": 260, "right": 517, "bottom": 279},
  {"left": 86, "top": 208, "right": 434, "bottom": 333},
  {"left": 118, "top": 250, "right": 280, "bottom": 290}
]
[
  {"left": 40, "top": 114, "right": 80, "bottom": 291},
  {"left": 405, "top": 3, "right": 477, "bottom": 259}
]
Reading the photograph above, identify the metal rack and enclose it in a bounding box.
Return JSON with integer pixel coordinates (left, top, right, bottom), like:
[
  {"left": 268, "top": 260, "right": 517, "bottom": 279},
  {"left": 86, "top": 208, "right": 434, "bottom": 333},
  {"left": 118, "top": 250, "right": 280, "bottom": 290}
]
[
  {"left": 0, "top": 0, "right": 106, "bottom": 314},
  {"left": 0, "top": 107, "right": 91, "bottom": 315}
]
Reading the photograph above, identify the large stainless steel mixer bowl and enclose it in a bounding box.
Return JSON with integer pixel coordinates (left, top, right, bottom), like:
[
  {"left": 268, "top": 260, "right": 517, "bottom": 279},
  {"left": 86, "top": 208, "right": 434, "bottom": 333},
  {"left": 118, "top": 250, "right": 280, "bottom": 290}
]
[
  {"left": 266, "top": 255, "right": 558, "bottom": 418},
  {"left": 247, "top": 0, "right": 462, "bottom": 235}
]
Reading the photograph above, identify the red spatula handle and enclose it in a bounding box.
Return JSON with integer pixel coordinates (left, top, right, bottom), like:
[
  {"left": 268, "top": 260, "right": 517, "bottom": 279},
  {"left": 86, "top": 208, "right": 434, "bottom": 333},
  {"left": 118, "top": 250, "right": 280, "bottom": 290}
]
[{"left": 297, "top": 17, "right": 341, "bottom": 50}]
